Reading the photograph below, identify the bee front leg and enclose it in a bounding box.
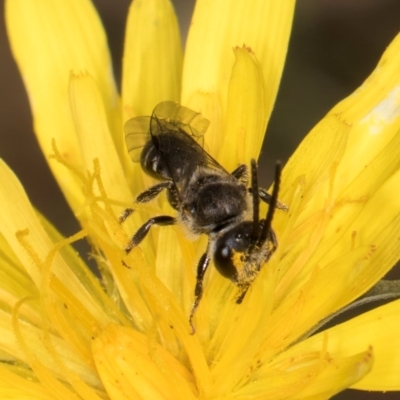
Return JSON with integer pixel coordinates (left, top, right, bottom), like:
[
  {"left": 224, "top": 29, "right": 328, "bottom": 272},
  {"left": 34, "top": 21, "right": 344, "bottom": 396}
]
[
  {"left": 231, "top": 164, "right": 248, "bottom": 184},
  {"left": 258, "top": 188, "right": 288, "bottom": 212},
  {"left": 119, "top": 181, "right": 174, "bottom": 223},
  {"left": 125, "top": 215, "right": 175, "bottom": 253},
  {"left": 136, "top": 181, "right": 174, "bottom": 204},
  {"left": 189, "top": 252, "right": 210, "bottom": 334}
]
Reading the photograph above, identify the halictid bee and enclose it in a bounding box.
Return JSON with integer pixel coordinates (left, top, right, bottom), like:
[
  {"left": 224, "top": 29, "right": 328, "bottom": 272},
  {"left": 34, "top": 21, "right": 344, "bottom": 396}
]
[{"left": 121, "top": 101, "right": 287, "bottom": 333}]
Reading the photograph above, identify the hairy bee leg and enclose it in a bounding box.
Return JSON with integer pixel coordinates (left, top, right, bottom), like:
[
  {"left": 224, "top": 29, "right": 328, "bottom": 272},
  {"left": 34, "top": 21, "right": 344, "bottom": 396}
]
[
  {"left": 119, "top": 208, "right": 134, "bottom": 223},
  {"left": 136, "top": 181, "right": 174, "bottom": 203},
  {"left": 231, "top": 164, "right": 248, "bottom": 184},
  {"left": 189, "top": 252, "right": 210, "bottom": 334},
  {"left": 125, "top": 215, "right": 175, "bottom": 253},
  {"left": 235, "top": 286, "right": 249, "bottom": 304},
  {"left": 166, "top": 184, "right": 180, "bottom": 210},
  {"left": 119, "top": 181, "right": 174, "bottom": 224}
]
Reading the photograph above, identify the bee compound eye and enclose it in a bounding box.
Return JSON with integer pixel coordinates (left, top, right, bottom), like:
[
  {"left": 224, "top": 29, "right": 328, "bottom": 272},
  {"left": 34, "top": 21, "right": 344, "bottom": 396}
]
[
  {"left": 213, "top": 222, "right": 256, "bottom": 281},
  {"left": 220, "top": 246, "right": 230, "bottom": 258},
  {"left": 214, "top": 241, "right": 237, "bottom": 280}
]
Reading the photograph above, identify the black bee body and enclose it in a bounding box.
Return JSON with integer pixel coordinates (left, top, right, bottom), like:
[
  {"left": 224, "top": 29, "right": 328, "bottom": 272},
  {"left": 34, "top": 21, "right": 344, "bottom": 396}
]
[{"left": 122, "top": 101, "right": 285, "bottom": 332}]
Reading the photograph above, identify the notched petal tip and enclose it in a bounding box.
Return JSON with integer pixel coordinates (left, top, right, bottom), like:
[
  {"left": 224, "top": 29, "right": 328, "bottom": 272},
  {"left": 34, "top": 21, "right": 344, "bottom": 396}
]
[
  {"left": 222, "top": 46, "right": 266, "bottom": 169},
  {"left": 122, "top": 0, "right": 182, "bottom": 119},
  {"left": 5, "top": 0, "right": 119, "bottom": 213}
]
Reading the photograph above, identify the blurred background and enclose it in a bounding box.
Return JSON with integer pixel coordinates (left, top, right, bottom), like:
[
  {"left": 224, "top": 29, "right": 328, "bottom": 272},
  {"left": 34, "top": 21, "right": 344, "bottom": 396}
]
[{"left": 0, "top": 1, "right": 399, "bottom": 398}]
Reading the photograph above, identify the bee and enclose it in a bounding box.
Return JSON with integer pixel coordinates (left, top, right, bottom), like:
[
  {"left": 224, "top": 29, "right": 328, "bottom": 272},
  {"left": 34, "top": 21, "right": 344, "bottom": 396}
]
[{"left": 121, "top": 101, "right": 287, "bottom": 333}]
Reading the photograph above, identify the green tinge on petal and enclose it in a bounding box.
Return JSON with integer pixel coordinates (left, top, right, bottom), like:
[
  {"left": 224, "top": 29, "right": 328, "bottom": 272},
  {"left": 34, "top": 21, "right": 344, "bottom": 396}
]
[
  {"left": 122, "top": 0, "right": 182, "bottom": 118},
  {"left": 93, "top": 324, "right": 197, "bottom": 400},
  {"left": 182, "top": 0, "right": 295, "bottom": 156},
  {"left": 5, "top": 0, "right": 119, "bottom": 212},
  {"left": 0, "top": 233, "right": 40, "bottom": 324},
  {"left": 221, "top": 46, "right": 266, "bottom": 169},
  {"left": 0, "top": 367, "right": 54, "bottom": 400},
  {"left": 0, "top": 309, "right": 102, "bottom": 394},
  {"left": 0, "top": 161, "right": 105, "bottom": 319},
  {"left": 69, "top": 73, "right": 132, "bottom": 217}
]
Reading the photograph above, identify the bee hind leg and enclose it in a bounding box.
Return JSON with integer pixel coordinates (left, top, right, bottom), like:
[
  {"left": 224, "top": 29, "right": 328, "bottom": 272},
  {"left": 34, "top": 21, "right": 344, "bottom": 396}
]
[{"left": 125, "top": 215, "right": 175, "bottom": 253}]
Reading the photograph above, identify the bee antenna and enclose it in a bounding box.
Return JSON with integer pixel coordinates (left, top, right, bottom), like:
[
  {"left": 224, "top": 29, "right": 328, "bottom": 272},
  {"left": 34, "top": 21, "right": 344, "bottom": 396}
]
[
  {"left": 258, "top": 161, "right": 281, "bottom": 246},
  {"left": 250, "top": 159, "right": 260, "bottom": 239}
]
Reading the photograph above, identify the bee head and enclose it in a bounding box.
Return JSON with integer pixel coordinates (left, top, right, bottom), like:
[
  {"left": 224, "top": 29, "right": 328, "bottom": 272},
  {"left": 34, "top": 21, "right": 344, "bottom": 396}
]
[
  {"left": 213, "top": 160, "right": 281, "bottom": 293},
  {"left": 213, "top": 221, "right": 265, "bottom": 283}
]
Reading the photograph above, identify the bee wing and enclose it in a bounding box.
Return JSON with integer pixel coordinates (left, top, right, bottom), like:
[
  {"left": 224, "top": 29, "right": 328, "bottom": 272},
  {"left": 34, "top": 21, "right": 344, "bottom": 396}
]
[
  {"left": 151, "top": 101, "right": 210, "bottom": 144},
  {"left": 149, "top": 102, "right": 230, "bottom": 191},
  {"left": 124, "top": 101, "right": 210, "bottom": 163},
  {"left": 124, "top": 116, "right": 151, "bottom": 162}
]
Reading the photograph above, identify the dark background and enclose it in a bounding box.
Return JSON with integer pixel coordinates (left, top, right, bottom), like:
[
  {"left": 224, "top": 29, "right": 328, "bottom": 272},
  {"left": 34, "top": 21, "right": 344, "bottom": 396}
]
[{"left": 1, "top": 1, "right": 399, "bottom": 398}]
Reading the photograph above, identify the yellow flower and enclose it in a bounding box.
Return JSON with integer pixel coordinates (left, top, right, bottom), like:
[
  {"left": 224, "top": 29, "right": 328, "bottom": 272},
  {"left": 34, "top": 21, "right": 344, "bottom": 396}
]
[{"left": 2, "top": 0, "right": 400, "bottom": 399}]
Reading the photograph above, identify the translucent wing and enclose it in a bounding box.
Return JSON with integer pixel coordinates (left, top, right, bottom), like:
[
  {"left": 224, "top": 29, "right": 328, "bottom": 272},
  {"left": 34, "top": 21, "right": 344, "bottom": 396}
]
[
  {"left": 124, "top": 116, "right": 151, "bottom": 162},
  {"left": 150, "top": 103, "right": 231, "bottom": 192},
  {"left": 124, "top": 101, "right": 210, "bottom": 162},
  {"left": 151, "top": 101, "right": 209, "bottom": 142}
]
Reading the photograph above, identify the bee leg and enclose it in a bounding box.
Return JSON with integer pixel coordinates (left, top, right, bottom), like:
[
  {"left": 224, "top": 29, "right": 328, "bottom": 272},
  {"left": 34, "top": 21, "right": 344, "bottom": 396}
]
[
  {"left": 231, "top": 164, "right": 248, "bottom": 184},
  {"left": 119, "top": 208, "right": 134, "bottom": 223},
  {"left": 258, "top": 188, "right": 288, "bottom": 211},
  {"left": 166, "top": 184, "right": 180, "bottom": 210},
  {"left": 136, "top": 181, "right": 173, "bottom": 203},
  {"left": 235, "top": 285, "right": 250, "bottom": 304},
  {"left": 189, "top": 252, "right": 210, "bottom": 334},
  {"left": 119, "top": 181, "right": 174, "bottom": 224},
  {"left": 125, "top": 215, "right": 175, "bottom": 253}
]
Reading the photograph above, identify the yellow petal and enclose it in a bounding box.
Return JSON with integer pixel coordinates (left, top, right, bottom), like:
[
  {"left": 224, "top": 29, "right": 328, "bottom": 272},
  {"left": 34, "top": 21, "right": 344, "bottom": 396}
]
[
  {"left": 205, "top": 264, "right": 276, "bottom": 397},
  {"left": 222, "top": 46, "right": 266, "bottom": 168},
  {"left": 68, "top": 72, "right": 132, "bottom": 218},
  {"left": 93, "top": 324, "right": 197, "bottom": 400},
  {"left": 0, "top": 309, "right": 102, "bottom": 393},
  {"left": 269, "top": 169, "right": 400, "bottom": 344},
  {"left": 0, "top": 160, "right": 112, "bottom": 329},
  {"left": 282, "top": 34, "right": 400, "bottom": 215},
  {"left": 5, "top": 0, "right": 119, "bottom": 211},
  {"left": 121, "top": 0, "right": 183, "bottom": 192},
  {"left": 291, "top": 300, "right": 400, "bottom": 391},
  {"left": 182, "top": 0, "right": 295, "bottom": 155},
  {"left": 228, "top": 340, "right": 372, "bottom": 399},
  {"left": 0, "top": 367, "right": 54, "bottom": 400},
  {"left": 270, "top": 34, "right": 400, "bottom": 338},
  {"left": 122, "top": 0, "right": 182, "bottom": 118}
]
